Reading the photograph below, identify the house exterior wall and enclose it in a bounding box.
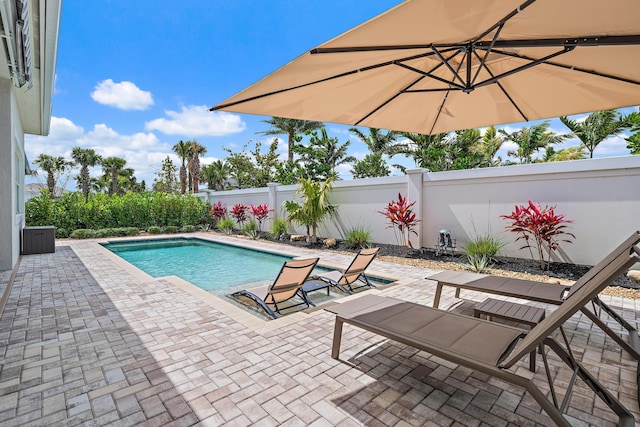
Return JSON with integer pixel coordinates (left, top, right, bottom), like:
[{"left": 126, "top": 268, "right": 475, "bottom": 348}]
[
  {"left": 200, "top": 156, "right": 640, "bottom": 266},
  {"left": 0, "top": 78, "right": 25, "bottom": 270}
]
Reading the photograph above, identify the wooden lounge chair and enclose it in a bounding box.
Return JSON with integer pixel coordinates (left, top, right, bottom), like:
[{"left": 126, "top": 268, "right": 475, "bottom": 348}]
[
  {"left": 427, "top": 230, "right": 640, "bottom": 360},
  {"left": 327, "top": 242, "right": 640, "bottom": 427},
  {"left": 231, "top": 257, "right": 319, "bottom": 319},
  {"left": 305, "top": 247, "right": 379, "bottom": 295}
]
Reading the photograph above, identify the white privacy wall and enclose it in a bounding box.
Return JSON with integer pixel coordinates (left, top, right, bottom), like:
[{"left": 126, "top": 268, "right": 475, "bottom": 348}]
[
  {"left": 200, "top": 156, "right": 640, "bottom": 266},
  {"left": 422, "top": 156, "right": 640, "bottom": 265}
]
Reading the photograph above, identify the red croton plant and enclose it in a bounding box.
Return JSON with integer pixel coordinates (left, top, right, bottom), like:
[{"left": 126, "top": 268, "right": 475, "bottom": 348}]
[
  {"left": 209, "top": 201, "right": 227, "bottom": 223},
  {"left": 250, "top": 203, "right": 269, "bottom": 231},
  {"left": 501, "top": 200, "right": 575, "bottom": 270},
  {"left": 230, "top": 203, "right": 248, "bottom": 227},
  {"left": 379, "top": 193, "right": 419, "bottom": 249}
]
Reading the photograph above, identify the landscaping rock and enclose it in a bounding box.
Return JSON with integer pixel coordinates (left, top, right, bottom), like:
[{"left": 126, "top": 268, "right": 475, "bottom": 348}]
[
  {"left": 323, "top": 238, "right": 337, "bottom": 248},
  {"left": 290, "top": 234, "right": 306, "bottom": 242},
  {"left": 628, "top": 270, "right": 640, "bottom": 283}
]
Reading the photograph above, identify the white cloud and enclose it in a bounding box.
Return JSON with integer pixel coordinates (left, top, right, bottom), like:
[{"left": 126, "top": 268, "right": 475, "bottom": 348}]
[
  {"left": 25, "top": 117, "right": 176, "bottom": 188},
  {"left": 91, "top": 79, "right": 154, "bottom": 110},
  {"left": 145, "top": 105, "right": 246, "bottom": 137}
]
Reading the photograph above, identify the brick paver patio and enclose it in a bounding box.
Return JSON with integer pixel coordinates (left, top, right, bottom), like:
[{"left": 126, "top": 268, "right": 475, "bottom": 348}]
[{"left": 0, "top": 233, "right": 638, "bottom": 426}]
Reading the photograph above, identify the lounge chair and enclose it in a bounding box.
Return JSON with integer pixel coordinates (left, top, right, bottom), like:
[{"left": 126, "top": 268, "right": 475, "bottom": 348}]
[
  {"left": 427, "top": 230, "right": 640, "bottom": 360},
  {"left": 305, "top": 247, "right": 379, "bottom": 295},
  {"left": 231, "top": 257, "right": 319, "bottom": 319},
  {"left": 327, "top": 242, "right": 640, "bottom": 427}
]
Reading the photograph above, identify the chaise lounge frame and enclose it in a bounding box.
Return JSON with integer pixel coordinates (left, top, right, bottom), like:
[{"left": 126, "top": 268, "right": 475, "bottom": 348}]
[
  {"left": 327, "top": 243, "right": 640, "bottom": 426},
  {"left": 428, "top": 231, "right": 640, "bottom": 360},
  {"left": 307, "top": 247, "right": 380, "bottom": 294},
  {"left": 232, "top": 257, "right": 319, "bottom": 318}
]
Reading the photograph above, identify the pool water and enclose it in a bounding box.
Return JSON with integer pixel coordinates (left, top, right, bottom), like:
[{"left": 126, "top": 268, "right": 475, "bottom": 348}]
[{"left": 103, "top": 238, "right": 293, "bottom": 292}]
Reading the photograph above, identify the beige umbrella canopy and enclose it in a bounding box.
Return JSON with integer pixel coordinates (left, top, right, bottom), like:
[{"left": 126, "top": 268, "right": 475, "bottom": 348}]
[{"left": 211, "top": 0, "right": 640, "bottom": 135}]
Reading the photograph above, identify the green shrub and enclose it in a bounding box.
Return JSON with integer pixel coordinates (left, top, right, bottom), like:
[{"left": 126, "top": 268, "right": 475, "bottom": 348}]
[
  {"left": 180, "top": 225, "right": 196, "bottom": 233},
  {"left": 269, "top": 218, "right": 288, "bottom": 240},
  {"left": 70, "top": 229, "right": 97, "bottom": 239},
  {"left": 123, "top": 227, "right": 139, "bottom": 236},
  {"left": 148, "top": 226, "right": 163, "bottom": 234},
  {"left": 462, "top": 233, "right": 506, "bottom": 261},
  {"left": 55, "top": 228, "right": 69, "bottom": 238},
  {"left": 218, "top": 218, "right": 235, "bottom": 235},
  {"left": 94, "top": 228, "right": 114, "bottom": 238},
  {"left": 464, "top": 254, "right": 493, "bottom": 273},
  {"left": 344, "top": 226, "right": 372, "bottom": 249},
  {"left": 164, "top": 225, "right": 179, "bottom": 234},
  {"left": 25, "top": 191, "right": 211, "bottom": 235},
  {"left": 243, "top": 220, "right": 259, "bottom": 239}
]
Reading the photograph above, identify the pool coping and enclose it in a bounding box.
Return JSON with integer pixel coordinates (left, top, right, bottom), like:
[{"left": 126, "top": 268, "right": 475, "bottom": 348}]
[{"left": 88, "top": 232, "right": 405, "bottom": 333}]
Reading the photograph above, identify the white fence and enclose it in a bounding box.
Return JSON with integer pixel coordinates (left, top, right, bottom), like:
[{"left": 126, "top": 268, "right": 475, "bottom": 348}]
[{"left": 199, "top": 156, "right": 640, "bottom": 266}]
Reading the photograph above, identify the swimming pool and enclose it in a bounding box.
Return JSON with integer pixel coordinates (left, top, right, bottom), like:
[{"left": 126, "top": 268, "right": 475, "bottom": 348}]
[{"left": 103, "top": 238, "right": 293, "bottom": 292}]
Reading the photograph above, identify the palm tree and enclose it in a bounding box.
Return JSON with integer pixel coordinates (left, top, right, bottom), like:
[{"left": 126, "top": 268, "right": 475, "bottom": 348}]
[
  {"left": 478, "top": 126, "right": 504, "bottom": 167},
  {"left": 200, "top": 160, "right": 231, "bottom": 190},
  {"left": 101, "top": 156, "right": 127, "bottom": 195},
  {"left": 71, "top": 147, "right": 102, "bottom": 202},
  {"left": 283, "top": 177, "right": 335, "bottom": 243},
  {"left": 34, "top": 154, "right": 73, "bottom": 195},
  {"left": 540, "top": 146, "right": 588, "bottom": 162},
  {"left": 258, "top": 117, "right": 323, "bottom": 162},
  {"left": 398, "top": 131, "right": 449, "bottom": 170},
  {"left": 172, "top": 140, "right": 190, "bottom": 194},
  {"left": 187, "top": 141, "right": 207, "bottom": 193},
  {"left": 297, "top": 128, "right": 356, "bottom": 180},
  {"left": 349, "top": 127, "right": 401, "bottom": 155},
  {"left": 560, "top": 109, "right": 635, "bottom": 158},
  {"left": 500, "top": 121, "right": 566, "bottom": 163}
]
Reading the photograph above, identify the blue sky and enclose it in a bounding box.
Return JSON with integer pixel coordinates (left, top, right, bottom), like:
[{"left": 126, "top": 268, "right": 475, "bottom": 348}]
[{"left": 25, "top": 1, "right": 638, "bottom": 189}]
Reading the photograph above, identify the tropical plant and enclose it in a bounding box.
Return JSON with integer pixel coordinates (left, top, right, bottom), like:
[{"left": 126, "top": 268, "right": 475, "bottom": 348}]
[
  {"left": 101, "top": 156, "right": 127, "bottom": 195},
  {"left": 172, "top": 140, "right": 190, "bottom": 194},
  {"left": 71, "top": 147, "right": 102, "bottom": 202},
  {"left": 351, "top": 152, "right": 391, "bottom": 178},
  {"left": 540, "top": 146, "right": 588, "bottom": 162},
  {"left": 501, "top": 200, "right": 575, "bottom": 270},
  {"left": 152, "top": 156, "right": 178, "bottom": 193},
  {"left": 187, "top": 141, "right": 207, "bottom": 193},
  {"left": 560, "top": 109, "right": 636, "bottom": 158},
  {"left": 34, "top": 154, "right": 73, "bottom": 195},
  {"left": 378, "top": 193, "right": 419, "bottom": 250},
  {"left": 283, "top": 177, "right": 335, "bottom": 243},
  {"left": 349, "top": 127, "right": 401, "bottom": 156},
  {"left": 218, "top": 218, "right": 235, "bottom": 235},
  {"left": 250, "top": 203, "right": 269, "bottom": 232},
  {"left": 464, "top": 254, "right": 493, "bottom": 273},
  {"left": 625, "top": 111, "right": 640, "bottom": 155},
  {"left": 209, "top": 201, "right": 227, "bottom": 224},
  {"left": 500, "top": 121, "right": 567, "bottom": 163},
  {"left": 230, "top": 203, "right": 248, "bottom": 227},
  {"left": 398, "top": 131, "right": 449, "bottom": 171},
  {"left": 200, "top": 160, "right": 231, "bottom": 190},
  {"left": 462, "top": 233, "right": 506, "bottom": 262},
  {"left": 258, "top": 117, "right": 323, "bottom": 163},
  {"left": 224, "top": 140, "right": 279, "bottom": 189},
  {"left": 269, "top": 218, "right": 288, "bottom": 240},
  {"left": 295, "top": 128, "right": 356, "bottom": 181},
  {"left": 344, "top": 226, "right": 373, "bottom": 249},
  {"left": 243, "top": 219, "right": 260, "bottom": 239}
]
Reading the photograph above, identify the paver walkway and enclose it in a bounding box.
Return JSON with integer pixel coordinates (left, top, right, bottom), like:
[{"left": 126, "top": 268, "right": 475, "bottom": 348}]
[{"left": 0, "top": 234, "right": 639, "bottom": 426}]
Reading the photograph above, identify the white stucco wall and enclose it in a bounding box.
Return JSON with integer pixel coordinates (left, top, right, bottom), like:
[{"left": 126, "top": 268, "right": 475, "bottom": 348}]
[
  {"left": 0, "top": 79, "right": 25, "bottom": 270},
  {"left": 422, "top": 156, "right": 640, "bottom": 266},
  {"left": 201, "top": 156, "right": 640, "bottom": 266}
]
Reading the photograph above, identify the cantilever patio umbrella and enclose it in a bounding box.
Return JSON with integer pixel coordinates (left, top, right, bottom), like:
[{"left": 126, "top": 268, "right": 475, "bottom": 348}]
[{"left": 210, "top": 0, "right": 640, "bottom": 135}]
